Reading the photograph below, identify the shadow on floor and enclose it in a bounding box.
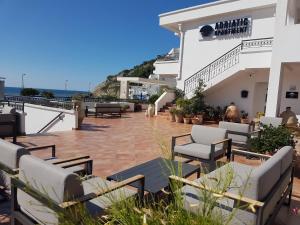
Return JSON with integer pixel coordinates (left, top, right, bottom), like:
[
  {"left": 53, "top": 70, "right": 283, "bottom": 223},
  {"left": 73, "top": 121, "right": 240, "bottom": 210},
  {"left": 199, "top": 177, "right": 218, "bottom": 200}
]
[{"left": 80, "top": 124, "right": 111, "bottom": 132}]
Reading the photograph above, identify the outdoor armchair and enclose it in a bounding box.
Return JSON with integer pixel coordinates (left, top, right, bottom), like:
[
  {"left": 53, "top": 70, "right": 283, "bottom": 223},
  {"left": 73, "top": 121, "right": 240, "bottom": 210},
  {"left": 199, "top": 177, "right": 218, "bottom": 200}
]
[
  {"left": 171, "top": 125, "right": 232, "bottom": 171},
  {"left": 0, "top": 139, "right": 92, "bottom": 200},
  {"left": 260, "top": 116, "right": 283, "bottom": 128},
  {"left": 0, "top": 106, "right": 17, "bottom": 143},
  {"left": 218, "top": 121, "right": 261, "bottom": 159},
  {"left": 169, "top": 146, "right": 294, "bottom": 225},
  {"left": 10, "top": 155, "right": 145, "bottom": 225}
]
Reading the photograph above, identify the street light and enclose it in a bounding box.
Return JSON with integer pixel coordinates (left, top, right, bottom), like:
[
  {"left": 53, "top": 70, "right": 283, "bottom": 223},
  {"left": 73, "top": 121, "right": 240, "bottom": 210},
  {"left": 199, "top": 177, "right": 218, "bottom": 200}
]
[
  {"left": 65, "top": 80, "right": 68, "bottom": 91},
  {"left": 88, "top": 82, "right": 91, "bottom": 93},
  {"left": 21, "top": 73, "right": 26, "bottom": 89}
]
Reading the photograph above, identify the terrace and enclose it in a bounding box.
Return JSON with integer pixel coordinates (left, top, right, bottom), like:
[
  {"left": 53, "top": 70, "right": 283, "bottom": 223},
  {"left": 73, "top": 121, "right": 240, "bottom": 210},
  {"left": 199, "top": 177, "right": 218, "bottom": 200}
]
[{"left": 1, "top": 112, "right": 300, "bottom": 224}]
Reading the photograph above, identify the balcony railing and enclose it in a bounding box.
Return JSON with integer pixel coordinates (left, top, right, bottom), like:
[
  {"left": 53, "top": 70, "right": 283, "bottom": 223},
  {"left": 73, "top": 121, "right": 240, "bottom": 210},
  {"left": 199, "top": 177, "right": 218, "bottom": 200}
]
[
  {"left": 156, "top": 49, "right": 179, "bottom": 62},
  {"left": 184, "top": 37, "right": 273, "bottom": 95}
]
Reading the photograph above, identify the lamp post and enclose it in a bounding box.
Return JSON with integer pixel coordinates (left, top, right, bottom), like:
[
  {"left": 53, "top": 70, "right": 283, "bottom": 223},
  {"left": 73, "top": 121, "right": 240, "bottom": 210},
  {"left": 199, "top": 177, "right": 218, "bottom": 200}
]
[
  {"left": 88, "top": 82, "right": 91, "bottom": 93},
  {"left": 65, "top": 80, "right": 68, "bottom": 91},
  {"left": 21, "top": 73, "right": 26, "bottom": 89}
]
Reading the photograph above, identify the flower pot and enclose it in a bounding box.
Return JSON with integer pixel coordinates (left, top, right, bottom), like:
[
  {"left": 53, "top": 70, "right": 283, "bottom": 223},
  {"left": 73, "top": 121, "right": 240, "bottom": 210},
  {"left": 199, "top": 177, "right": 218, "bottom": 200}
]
[
  {"left": 145, "top": 104, "right": 155, "bottom": 117},
  {"left": 169, "top": 112, "right": 175, "bottom": 122},
  {"left": 241, "top": 118, "right": 249, "bottom": 124},
  {"left": 191, "top": 118, "right": 200, "bottom": 125},
  {"left": 197, "top": 115, "right": 204, "bottom": 124},
  {"left": 183, "top": 117, "right": 191, "bottom": 124},
  {"left": 175, "top": 114, "right": 183, "bottom": 123}
]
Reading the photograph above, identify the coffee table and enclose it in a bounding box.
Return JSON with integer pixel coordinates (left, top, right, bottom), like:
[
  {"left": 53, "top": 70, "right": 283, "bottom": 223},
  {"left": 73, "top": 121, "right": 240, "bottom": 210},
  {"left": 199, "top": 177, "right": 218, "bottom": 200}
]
[{"left": 107, "top": 157, "right": 200, "bottom": 196}]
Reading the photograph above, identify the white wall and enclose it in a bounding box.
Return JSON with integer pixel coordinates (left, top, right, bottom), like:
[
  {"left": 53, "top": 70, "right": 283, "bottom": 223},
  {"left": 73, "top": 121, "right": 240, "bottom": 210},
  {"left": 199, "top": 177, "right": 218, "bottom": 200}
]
[
  {"left": 279, "top": 64, "right": 300, "bottom": 115},
  {"left": 205, "top": 69, "right": 269, "bottom": 119},
  {"left": 24, "top": 104, "right": 77, "bottom": 134},
  {"left": 266, "top": 0, "right": 300, "bottom": 116},
  {"left": 153, "top": 61, "right": 179, "bottom": 76},
  {"left": 177, "top": 6, "right": 275, "bottom": 90}
]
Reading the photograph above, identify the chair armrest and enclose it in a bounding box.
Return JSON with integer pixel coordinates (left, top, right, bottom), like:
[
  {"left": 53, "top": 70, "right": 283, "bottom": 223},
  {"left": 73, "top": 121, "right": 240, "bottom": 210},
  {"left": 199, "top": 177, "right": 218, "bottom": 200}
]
[
  {"left": 57, "top": 158, "right": 93, "bottom": 175},
  {"left": 169, "top": 175, "right": 264, "bottom": 211},
  {"left": 50, "top": 155, "right": 90, "bottom": 164},
  {"left": 26, "top": 145, "right": 56, "bottom": 158},
  {"left": 211, "top": 138, "right": 231, "bottom": 146},
  {"left": 57, "top": 158, "right": 92, "bottom": 169},
  {"left": 232, "top": 149, "right": 271, "bottom": 160},
  {"left": 250, "top": 129, "right": 261, "bottom": 136},
  {"left": 172, "top": 133, "right": 191, "bottom": 139},
  {"left": 59, "top": 174, "right": 145, "bottom": 209},
  {"left": 171, "top": 133, "right": 192, "bottom": 159}
]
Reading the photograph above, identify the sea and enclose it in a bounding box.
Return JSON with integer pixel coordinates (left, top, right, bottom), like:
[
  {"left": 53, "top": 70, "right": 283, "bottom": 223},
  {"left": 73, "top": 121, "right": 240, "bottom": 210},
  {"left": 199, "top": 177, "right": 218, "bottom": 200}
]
[{"left": 5, "top": 87, "right": 89, "bottom": 97}]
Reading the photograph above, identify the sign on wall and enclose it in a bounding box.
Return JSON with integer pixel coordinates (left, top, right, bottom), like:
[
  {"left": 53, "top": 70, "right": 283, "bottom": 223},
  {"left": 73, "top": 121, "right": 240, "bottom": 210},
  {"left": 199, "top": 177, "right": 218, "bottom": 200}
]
[{"left": 199, "top": 17, "right": 251, "bottom": 39}]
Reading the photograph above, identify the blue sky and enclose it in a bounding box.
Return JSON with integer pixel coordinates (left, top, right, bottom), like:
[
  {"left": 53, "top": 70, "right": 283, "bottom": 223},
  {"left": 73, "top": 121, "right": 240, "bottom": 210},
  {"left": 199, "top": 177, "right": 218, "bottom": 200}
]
[{"left": 0, "top": 0, "right": 214, "bottom": 91}]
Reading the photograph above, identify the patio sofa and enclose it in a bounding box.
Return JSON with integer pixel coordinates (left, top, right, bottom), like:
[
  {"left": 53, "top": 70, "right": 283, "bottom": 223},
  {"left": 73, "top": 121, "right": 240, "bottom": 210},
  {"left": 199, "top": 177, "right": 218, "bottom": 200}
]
[
  {"left": 85, "top": 103, "right": 122, "bottom": 117},
  {"left": 260, "top": 116, "right": 283, "bottom": 128},
  {"left": 0, "top": 106, "right": 17, "bottom": 143},
  {"left": 10, "top": 154, "right": 145, "bottom": 225},
  {"left": 0, "top": 139, "right": 92, "bottom": 200},
  {"left": 219, "top": 121, "right": 262, "bottom": 160},
  {"left": 169, "top": 146, "right": 294, "bottom": 225},
  {"left": 171, "top": 125, "right": 232, "bottom": 171}
]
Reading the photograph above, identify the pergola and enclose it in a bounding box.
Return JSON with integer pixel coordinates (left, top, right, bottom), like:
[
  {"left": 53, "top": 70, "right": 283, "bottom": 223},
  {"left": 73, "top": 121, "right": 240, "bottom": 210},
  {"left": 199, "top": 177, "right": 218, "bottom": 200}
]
[{"left": 117, "top": 77, "right": 172, "bottom": 99}]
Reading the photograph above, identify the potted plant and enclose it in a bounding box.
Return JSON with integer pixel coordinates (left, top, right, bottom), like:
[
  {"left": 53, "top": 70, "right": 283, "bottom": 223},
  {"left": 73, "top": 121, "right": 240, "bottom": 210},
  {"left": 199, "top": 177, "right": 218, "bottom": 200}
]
[
  {"left": 174, "top": 109, "right": 184, "bottom": 123},
  {"left": 168, "top": 107, "right": 176, "bottom": 122},
  {"left": 180, "top": 99, "right": 192, "bottom": 124},
  {"left": 240, "top": 110, "right": 249, "bottom": 124},
  {"left": 249, "top": 125, "right": 295, "bottom": 155},
  {"left": 146, "top": 94, "right": 159, "bottom": 117},
  {"left": 121, "top": 104, "right": 130, "bottom": 113}
]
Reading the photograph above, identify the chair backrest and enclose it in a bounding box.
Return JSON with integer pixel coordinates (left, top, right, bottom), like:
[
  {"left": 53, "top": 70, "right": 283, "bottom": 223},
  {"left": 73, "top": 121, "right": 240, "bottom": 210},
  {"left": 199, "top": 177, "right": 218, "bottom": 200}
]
[
  {"left": 17, "top": 155, "right": 84, "bottom": 224},
  {"left": 245, "top": 146, "right": 293, "bottom": 201},
  {"left": 0, "top": 139, "right": 29, "bottom": 171},
  {"left": 2, "top": 105, "right": 16, "bottom": 114},
  {"left": 0, "top": 139, "right": 29, "bottom": 190},
  {"left": 260, "top": 116, "right": 282, "bottom": 128},
  {"left": 94, "top": 103, "right": 120, "bottom": 108},
  {"left": 191, "top": 125, "right": 227, "bottom": 146},
  {"left": 219, "top": 121, "right": 250, "bottom": 145}
]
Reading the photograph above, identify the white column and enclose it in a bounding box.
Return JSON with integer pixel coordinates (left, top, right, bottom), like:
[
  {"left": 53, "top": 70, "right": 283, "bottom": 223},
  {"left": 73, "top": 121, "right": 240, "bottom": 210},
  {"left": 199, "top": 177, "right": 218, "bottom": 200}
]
[
  {"left": 265, "top": 0, "right": 288, "bottom": 117},
  {"left": 120, "top": 81, "right": 129, "bottom": 99},
  {"left": 177, "top": 24, "right": 185, "bottom": 81},
  {"left": 265, "top": 63, "right": 283, "bottom": 117}
]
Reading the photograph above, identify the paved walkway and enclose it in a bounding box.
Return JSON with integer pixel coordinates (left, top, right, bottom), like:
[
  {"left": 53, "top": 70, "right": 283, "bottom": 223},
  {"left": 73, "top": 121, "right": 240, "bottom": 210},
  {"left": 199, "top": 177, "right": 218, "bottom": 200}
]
[{"left": 1, "top": 112, "right": 300, "bottom": 224}]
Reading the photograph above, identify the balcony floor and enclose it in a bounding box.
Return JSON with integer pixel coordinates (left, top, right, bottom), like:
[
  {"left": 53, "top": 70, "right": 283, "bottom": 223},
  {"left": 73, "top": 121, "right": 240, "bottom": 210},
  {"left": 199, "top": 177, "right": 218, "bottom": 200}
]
[{"left": 1, "top": 112, "right": 300, "bottom": 224}]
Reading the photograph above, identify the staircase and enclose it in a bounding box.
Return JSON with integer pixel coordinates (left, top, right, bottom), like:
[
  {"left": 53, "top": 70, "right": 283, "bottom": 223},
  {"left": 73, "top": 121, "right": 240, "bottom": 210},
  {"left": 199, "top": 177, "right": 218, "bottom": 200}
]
[
  {"left": 157, "top": 102, "right": 174, "bottom": 119},
  {"left": 184, "top": 37, "right": 273, "bottom": 96}
]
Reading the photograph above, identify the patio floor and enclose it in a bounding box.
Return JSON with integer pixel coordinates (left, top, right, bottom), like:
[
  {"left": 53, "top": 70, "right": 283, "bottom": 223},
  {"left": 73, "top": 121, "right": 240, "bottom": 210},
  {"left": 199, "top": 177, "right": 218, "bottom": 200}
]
[{"left": 1, "top": 112, "right": 300, "bottom": 224}]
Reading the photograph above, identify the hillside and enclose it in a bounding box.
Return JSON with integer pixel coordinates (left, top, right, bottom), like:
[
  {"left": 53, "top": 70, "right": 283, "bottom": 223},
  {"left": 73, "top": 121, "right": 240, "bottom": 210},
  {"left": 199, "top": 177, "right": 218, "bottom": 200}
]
[{"left": 93, "top": 57, "right": 158, "bottom": 97}]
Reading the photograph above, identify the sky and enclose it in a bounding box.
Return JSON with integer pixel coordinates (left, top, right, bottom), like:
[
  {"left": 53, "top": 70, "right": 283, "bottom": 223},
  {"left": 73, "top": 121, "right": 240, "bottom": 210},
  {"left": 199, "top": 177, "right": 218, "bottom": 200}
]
[{"left": 0, "top": 0, "right": 215, "bottom": 91}]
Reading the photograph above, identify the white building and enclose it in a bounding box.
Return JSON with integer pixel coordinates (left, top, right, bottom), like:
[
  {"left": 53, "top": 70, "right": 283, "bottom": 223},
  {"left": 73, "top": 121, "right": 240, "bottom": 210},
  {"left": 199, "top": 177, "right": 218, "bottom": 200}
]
[{"left": 154, "top": 0, "right": 300, "bottom": 119}]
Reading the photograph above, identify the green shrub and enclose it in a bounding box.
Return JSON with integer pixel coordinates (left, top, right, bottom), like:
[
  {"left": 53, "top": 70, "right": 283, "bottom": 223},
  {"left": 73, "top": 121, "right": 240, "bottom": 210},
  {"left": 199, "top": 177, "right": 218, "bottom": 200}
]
[
  {"left": 249, "top": 125, "right": 294, "bottom": 154},
  {"left": 41, "top": 91, "right": 55, "bottom": 99},
  {"left": 148, "top": 94, "right": 159, "bottom": 104},
  {"left": 20, "top": 88, "right": 40, "bottom": 96},
  {"left": 190, "top": 80, "right": 206, "bottom": 115}
]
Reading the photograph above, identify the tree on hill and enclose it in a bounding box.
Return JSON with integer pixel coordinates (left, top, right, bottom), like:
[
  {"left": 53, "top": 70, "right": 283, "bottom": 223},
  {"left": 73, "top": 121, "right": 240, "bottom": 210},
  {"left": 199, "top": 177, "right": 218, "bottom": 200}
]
[
  {"left": 20, "top": 88, "right": 40, "bottom": 96},
  {"left": 93, "top": 57, "right": 157, "bottom": 97}
]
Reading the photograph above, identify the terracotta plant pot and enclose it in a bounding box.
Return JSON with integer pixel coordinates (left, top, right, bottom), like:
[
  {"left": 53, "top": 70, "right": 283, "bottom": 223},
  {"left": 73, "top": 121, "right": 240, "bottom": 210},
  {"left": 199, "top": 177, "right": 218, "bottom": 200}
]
[
  {"left": 197, "top": 114, "right": 204, "bottom": 124},
  {"left": 241, "top": 118, "right": 249, "bottom": 124},
  {"left": 169, "top": 112, "right": 175, "bottom": 122},
  {"left": 175, "top": 114, "right": 183, "bottom": 123},
  {"left": 183, "top": 117, "right": 191, "bottom": 124},
  {"left": 191, "top": 118, "right": 200, "bottom": 125}
]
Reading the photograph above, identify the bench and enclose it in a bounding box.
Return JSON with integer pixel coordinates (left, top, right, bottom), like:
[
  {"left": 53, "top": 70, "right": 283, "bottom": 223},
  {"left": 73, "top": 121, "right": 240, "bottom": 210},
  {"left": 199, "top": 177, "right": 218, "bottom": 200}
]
[{"left": 85, "top": 103, "right": 122, "bottom": 117}]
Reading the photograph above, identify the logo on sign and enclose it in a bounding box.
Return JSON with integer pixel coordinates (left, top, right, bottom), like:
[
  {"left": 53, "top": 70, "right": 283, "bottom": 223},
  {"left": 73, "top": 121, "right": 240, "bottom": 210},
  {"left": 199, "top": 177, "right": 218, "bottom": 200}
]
[{"left": 200, "top": 17, "right": 250, "bottom": 38}]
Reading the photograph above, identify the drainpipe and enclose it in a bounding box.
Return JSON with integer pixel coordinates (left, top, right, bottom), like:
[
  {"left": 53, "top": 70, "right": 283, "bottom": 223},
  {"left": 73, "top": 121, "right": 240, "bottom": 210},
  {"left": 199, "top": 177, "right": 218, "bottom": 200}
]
[{"left": 177, "top": 24, "right": 185, "bottom": 81}]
